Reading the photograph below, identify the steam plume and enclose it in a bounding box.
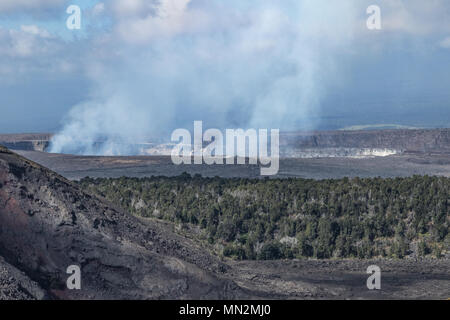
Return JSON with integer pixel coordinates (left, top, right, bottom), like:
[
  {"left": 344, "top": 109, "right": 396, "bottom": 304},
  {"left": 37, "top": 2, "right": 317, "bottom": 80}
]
[{"left": 50, "top": 0, "right": 359, "bottom": 155}]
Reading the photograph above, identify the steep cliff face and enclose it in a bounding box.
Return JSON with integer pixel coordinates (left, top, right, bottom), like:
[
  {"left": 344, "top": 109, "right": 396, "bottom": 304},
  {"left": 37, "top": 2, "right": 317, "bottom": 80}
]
[
  {"left": 0, "top": 134, "right": 51, "bottom": 152},
  {"left": 0, "top": 146, "right": 246, "bottom": 299},
  {"left": 281, "top": 129, "right": 450, "bottom": 153},
  {"left": 0, "top": 140, "right": 49, "bottom": 152}
]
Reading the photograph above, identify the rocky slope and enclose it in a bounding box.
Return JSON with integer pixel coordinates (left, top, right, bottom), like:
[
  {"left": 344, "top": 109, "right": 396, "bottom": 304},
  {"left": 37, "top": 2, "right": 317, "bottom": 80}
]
[
  {"left": 0, "top": 255, "right": 46, "bottom": 300},
  {"left": 0, "top": 146, "right": 247, "bottom": 299}
]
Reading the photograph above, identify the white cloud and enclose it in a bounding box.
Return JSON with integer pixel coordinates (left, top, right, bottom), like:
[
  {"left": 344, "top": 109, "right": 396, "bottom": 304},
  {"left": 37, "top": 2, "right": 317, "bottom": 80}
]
[
  {"left": 92, "top": 2, "right": 105, "bottom": 16},
  {"left": 112, "top": 0, "right": 150, "bottom": 17},
  {"left": 0, "top": 0, "right": 64, "bottom": 13},
  {"left": 112, "top": 0, "right": 206, "bottom": 43},
  {"left": 8, "top": 30, "right": 35, "bottom": 57},
  {"left": 0, "top": 25, "right": 65, "bottom": 77},
  {"left": 20, "top": 25, "right": 52, "bottom": 38},
  {"left": 8, "top": 25, "right": 54, "bottom": 57},
  {"left": 378, "top": 0, "right": 450, "bottom": 35}
]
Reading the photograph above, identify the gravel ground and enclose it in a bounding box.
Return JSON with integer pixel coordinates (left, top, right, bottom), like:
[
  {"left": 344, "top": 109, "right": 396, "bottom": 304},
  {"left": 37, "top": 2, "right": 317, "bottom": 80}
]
[
  {"left": 14, "top": 151, "right": 450, "bottom": 180},
  {"left": 227, "top": 258, "right": 450, "bottom": 300},
  {"left": 0, "top": 256, "right": 46, "bottom": 300}
]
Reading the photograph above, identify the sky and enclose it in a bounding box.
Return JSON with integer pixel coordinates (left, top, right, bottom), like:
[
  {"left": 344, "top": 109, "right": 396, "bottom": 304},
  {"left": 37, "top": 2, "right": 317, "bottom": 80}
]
[{"left": 0, "top": 0, "right": 449, "bottom": 153}]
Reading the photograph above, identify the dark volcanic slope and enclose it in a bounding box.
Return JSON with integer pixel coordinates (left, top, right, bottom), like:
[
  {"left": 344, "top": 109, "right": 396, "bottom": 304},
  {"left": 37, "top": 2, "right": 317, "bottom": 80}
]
[
  {"left": 0, "top": 146, "right": 247, "bottom": 299},
  {"left": 0, "top": 255, "right": 46, "bottom": 300}
]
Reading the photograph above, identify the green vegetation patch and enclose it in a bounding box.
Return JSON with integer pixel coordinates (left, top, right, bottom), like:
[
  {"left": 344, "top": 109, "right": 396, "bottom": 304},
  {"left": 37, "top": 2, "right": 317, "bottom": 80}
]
[{"left": 79, "top": 174, "right": 449, "bottom": 260}]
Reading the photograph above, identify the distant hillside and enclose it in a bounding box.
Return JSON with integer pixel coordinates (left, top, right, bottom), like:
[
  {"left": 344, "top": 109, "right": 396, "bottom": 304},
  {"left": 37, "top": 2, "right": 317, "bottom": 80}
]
[{"left": 339, "top": 124, "right": 421, "bottom": 131}]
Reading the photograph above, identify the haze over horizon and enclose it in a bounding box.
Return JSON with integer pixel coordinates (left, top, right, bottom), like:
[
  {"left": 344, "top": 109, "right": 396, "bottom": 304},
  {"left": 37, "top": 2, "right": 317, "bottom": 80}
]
[{"left": 0, "top": 1, "right": 449, "bottom": 153}]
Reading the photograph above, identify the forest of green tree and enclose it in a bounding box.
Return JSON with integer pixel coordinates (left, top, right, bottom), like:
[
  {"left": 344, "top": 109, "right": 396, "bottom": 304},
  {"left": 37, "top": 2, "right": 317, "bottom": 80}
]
[{"left": 79, "top": 174, "right": 449, "bottom": 260}]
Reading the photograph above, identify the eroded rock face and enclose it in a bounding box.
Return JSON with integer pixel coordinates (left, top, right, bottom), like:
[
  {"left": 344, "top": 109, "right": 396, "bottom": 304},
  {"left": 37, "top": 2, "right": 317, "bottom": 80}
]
[
  {"left": 0, "top": 134, "right": 51, "bottom": 152},
  {"left": 0, "top": 146, "right": 244, "bottom": 299},
  {"left": 0, "top": 255, "right": 46, "bottom": 300},
  {"left": 281, "top": 129, "right": 450, "bottom": 153}
]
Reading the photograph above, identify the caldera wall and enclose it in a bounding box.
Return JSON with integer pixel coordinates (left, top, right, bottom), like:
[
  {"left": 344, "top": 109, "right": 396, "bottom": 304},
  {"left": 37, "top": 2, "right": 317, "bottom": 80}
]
[{"left": 1, "top": 129, "right": 449, "bottom": 155}]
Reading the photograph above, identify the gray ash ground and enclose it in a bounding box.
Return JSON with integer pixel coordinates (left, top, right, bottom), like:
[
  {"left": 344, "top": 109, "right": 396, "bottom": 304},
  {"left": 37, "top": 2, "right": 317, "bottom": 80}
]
[
  {"left": 227, "top": 259, "right": 450, "bottom": 300},
  {"left": 14, "top": 150, "right": 450, "bottom": 180}
]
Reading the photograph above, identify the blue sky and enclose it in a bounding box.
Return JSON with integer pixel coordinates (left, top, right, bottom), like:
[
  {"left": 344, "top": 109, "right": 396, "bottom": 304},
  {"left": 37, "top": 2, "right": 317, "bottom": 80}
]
[{"left": 0, "top": 0, "right": 449, "bottom": 140}]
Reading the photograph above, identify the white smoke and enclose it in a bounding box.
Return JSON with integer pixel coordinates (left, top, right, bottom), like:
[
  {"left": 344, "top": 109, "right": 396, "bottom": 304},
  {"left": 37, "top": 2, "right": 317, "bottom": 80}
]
[{"left": 50, "top": 0, "right": 360, "bottom": 155}]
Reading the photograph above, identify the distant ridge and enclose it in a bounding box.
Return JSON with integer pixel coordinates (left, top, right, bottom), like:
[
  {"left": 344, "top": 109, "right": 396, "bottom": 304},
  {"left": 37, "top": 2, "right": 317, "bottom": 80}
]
[
  {"left": 339, "top": 124, "right": 421, "bottom": 131},
  {"left": 1, "top": 129, "right": 450, "bottom": 155}
]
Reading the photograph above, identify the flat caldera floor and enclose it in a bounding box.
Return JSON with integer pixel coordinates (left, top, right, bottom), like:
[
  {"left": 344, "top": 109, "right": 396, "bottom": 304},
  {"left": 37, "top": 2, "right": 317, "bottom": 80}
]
[{"left": 15, "top": 150, "right": 450, "bottom": 180}]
